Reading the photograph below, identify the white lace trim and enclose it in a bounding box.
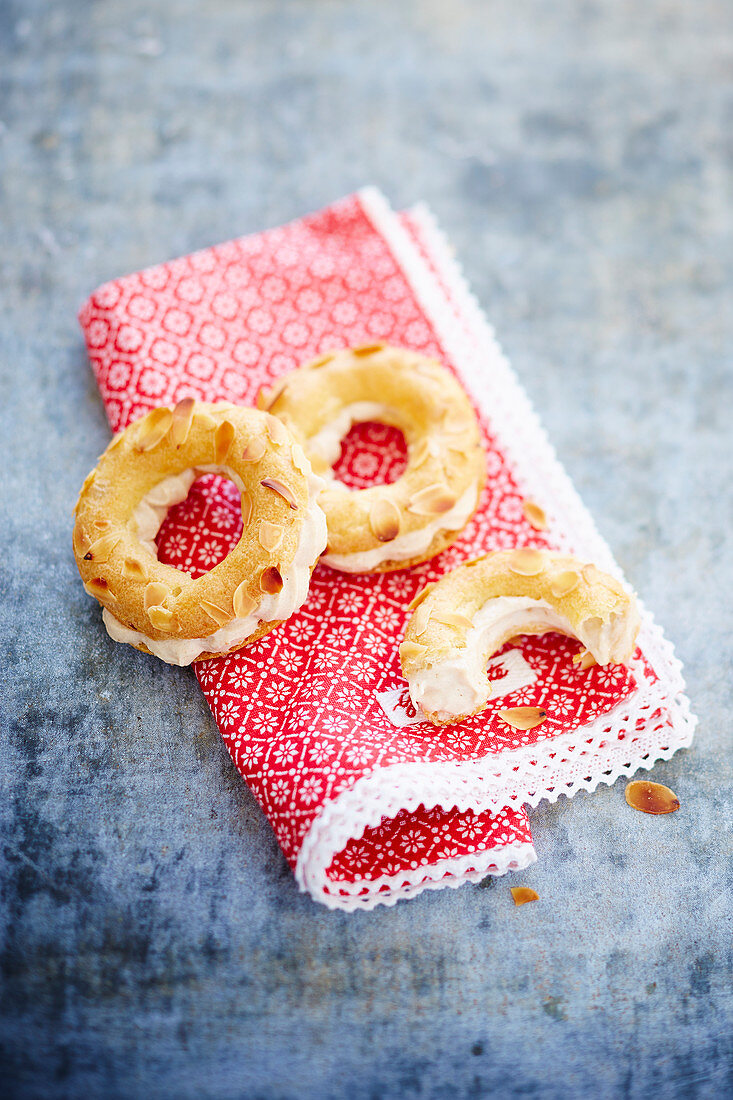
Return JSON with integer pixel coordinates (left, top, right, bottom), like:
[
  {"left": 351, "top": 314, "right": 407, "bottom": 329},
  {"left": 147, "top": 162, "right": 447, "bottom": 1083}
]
[
  {"left": 296, "top": 690, "right": 692, "bottom": 911},
  {"left": 294, "top": 188, "right": 695, "bottom": 911},
  {"left": 297, "top": 764, "right": 537, "bottom": 910},
  {"left": 302, "top": 843, "right": 538, "bottom": 913}
]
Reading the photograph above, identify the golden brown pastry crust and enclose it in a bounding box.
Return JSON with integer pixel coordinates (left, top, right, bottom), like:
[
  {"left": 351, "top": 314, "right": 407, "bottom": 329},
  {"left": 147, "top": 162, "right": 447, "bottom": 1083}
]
[
  {"left": 400, "top": 549, "right": 641, "bottom": 724},
  {"left": 73, "top": 400, "right": 321, "bottom": 660},
  {"left": 261, "top": 344, "right": 485, "bottom": 572}
]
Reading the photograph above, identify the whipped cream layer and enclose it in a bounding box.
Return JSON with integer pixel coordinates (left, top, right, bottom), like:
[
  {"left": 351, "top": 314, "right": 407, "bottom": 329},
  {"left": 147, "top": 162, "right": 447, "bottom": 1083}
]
[
  {"left": 102, "top": 465, "right": 327, "bottom": 666},
  {"left": 408, "top": 594, "right": 638, "bottom": 721},
  {"left": 322, "top": 484, "right": 478, "bottom": 572},
  {"left": 574, "top": 606, "right": 639, "bottom": 666},
  {"left": 307, "top": 402, "right": 402, "bottom": 468},
  {"left": 132, "top": 466, "right": 201, "bottom": 557},
  {"left": 408, "top": 597, "right": 568, "bottom": 721}
]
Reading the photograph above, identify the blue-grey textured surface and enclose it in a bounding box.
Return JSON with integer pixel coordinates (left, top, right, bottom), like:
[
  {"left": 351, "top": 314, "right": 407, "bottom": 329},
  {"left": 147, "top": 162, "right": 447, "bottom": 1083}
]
[{"left": 1, "top": 1, "right": 732, "bottom": 1097}]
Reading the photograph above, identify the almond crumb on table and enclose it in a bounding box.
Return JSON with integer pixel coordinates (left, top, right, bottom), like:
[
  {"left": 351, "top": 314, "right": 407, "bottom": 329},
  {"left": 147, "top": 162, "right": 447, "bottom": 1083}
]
[
  {"left": 510, "top": 887, "right": 539, "bottom": 906},
  {"left": 624, "top": 780, "right": 681, "bottom": 815}
]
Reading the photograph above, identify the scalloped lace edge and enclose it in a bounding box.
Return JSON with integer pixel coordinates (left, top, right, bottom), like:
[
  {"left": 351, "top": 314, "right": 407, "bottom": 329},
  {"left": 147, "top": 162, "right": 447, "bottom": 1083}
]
[
  {"left": 294, "top": 189, "right": 695, "bottom": 911},
  {"left": 299, "top": 842, "right": 538, "bottom": 913},
  {"left": 296, "top": 694, "right": 693, "bottom": 910},
  {"left": 365, "top": 188, "right": 689, "bottom": 700}
]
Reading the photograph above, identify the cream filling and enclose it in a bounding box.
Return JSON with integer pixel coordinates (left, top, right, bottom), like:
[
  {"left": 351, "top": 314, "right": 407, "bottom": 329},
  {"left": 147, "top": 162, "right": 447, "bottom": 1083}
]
[
  {"left": 132, "top": 466, "right": 202, "bottom": 557},
  {"left": 308, "top": 403, "right": 478, "bottom": 571},
  {"left": 571, "top": 605, "right": 638, "bottom": 666},
  {"left": 102, "top": 465, "right": 327, "bottom": 666},
  {"left": 322, "top": 483, "right": 478, "bottom": 572},
  {"left": 407, "top": 596, "right": 634, "bottom": 721},
  {"left": 307, "top": 402, "right": 401, "bottom": 468}
]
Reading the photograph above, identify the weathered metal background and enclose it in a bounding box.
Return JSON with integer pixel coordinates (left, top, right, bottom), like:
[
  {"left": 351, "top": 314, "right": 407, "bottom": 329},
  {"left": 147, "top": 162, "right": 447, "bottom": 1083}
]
[{"left": 1, "top": 1, "right": 731, "bottom": 1096}]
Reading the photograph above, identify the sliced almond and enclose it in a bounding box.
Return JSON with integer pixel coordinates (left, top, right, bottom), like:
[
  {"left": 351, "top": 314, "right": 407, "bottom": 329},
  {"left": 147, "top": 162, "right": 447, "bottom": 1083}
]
[
  {"left": 261, "top": 477, "right": 298, "bottom": 510},
  {"left": 258, "top": 377, "right": 288, "bottom": 412},
  {"left": 242, "top": 437, "right": 267, "bottom": 463},
  {"left": 93, "top": 518, "right": 112, "bottom": 532},
  {"left": 258, "top": 520, "right": 284, "bottom": 552},
  {"left": 200, "top": 600, "right": 231, "bottom": 627},
  {"left": 431, "top": 611, "right": 473, "bottom": 630},
  {"left": 240, "top": 489, "right": 253, "bottom": 528},
  {"left": 498, "top": 706, "right": 548, "bottom": 731},
  {"left": 73, "top": 524, "right": 91, "bottom": 558},
  {"left": 411, "top": 600, "right": 433, "bottom": 638},
  {"left": 550, "top": 570, "right": 580, "bottom": 598},
  {"left": 510, "top": 887, "right": 539, "bottom": 906},
  {"left": 214, "top": 419, "right": 236, "bottom": 464},
  {"left": 233, "top": 581, "right": 258, "bottom": 619},
  {"left": 308, "top": 352, "right": 336, "bottom": 369},
  {"left": 291, "top": 443, "right": 311, "bottom": 476},
  {"left": 410, "top": 439, "right": 432, "bottom": 469},
  {"left": 408, "top": 483, "right": 456, "bottom": 516},
  {"left": 83, "top": 532, "right": 121, "bottom": 564},
  {"left": 266, "top": 415, "right": 290, "bottom": 447},
  {"left": 169, "top": 396, "right": 196, "bottom": 447},
  {"left": 399, "top": 640, "right": 428, "bottom": 663},
  {"left": 411, "top": 437, "right": 442, "bottom": 468},
  {"left": 74, "top": 471, "right": 96, "bottom": 511},
  {"left": 407, "top": 582, "right": 436, "bottom": 611},
  {"left": 523, "top": 500, "right": 548, "bottom": 531},
  {"left": 144, "top": 581, "right": 169, "bottom": 610},
  {"left": 369, "top": 498, "right": 401, "bottom": 542},
  {"left": 447, "top": 443, "right": 470, "bottom": 460},
  {"left": 122, "top": 558, "right": 147, "bottom": 582},
  {"left": 136, "top": 407, "right": 173, "bottom": 452},
  {"left": 352, "top": 343, "right": 385, "bottom": 356},
  {"left": 625, "top": 780, "right": 680, "bottom": 815},
  {"left": 508, "top": 548, "right": 545, "bottom": 577},
  {"left": 260, "top": 566, "right": 283, "bottom": 595},
  {"left": 147, "top": 605, "right": 179, "bottom": 632},
  {"left": 573, "top": 649, "right": 597, "bottom": 670},
  {"left": 84, "top": 577, "right": 118, "bottom": 603}
]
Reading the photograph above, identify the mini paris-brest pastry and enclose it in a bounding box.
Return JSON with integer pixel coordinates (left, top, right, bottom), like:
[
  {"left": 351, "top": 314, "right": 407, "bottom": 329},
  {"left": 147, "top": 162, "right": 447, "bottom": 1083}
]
[
  {"left": 73, "top": 400, "right": 327, "bottom": 665},
  {"left": 400, "top": 549, "right": 641, "bottom": 725},
  {"left": 258, "top": 345, "right": 485, "bottom": 573}
]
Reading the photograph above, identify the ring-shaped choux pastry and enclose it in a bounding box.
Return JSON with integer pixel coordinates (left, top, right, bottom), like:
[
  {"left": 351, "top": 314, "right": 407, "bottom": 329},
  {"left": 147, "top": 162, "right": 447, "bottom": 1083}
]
[
  {"left": 259, "top": 345, "right": 485, "bottom": 573},
  {"left": 400, "top": 549, "right": 641, "bottom": 725},
  {"left": 73, "top": 400, "right": 327, "bottom": 665}
]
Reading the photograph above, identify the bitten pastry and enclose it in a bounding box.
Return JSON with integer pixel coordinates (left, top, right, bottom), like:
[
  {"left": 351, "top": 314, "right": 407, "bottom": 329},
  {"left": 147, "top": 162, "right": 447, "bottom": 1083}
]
[
  {"left": 259, "top": 344, "right": 485, "bottom": 572},
  {"left": 73, "top": 400, "right": 327, "bottom": 665},
  {"left": 400, "top": 549, "right": 641, "bottom": 725}
]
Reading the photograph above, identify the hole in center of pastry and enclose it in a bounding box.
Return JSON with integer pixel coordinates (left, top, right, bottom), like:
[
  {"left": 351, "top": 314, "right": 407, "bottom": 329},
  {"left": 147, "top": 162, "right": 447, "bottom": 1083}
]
[
  {"left": 156, "top": 473, "right": 244, "bottom": 579},
  {"left": 332, "top": 421, "right": 408, "bottom": 490}
]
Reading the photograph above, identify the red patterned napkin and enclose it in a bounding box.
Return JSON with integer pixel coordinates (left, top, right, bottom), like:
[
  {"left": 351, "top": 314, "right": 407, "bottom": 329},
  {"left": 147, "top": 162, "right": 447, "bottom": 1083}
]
[{"left": 79, "top": 190, "right": 694, "bottom": 909}]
